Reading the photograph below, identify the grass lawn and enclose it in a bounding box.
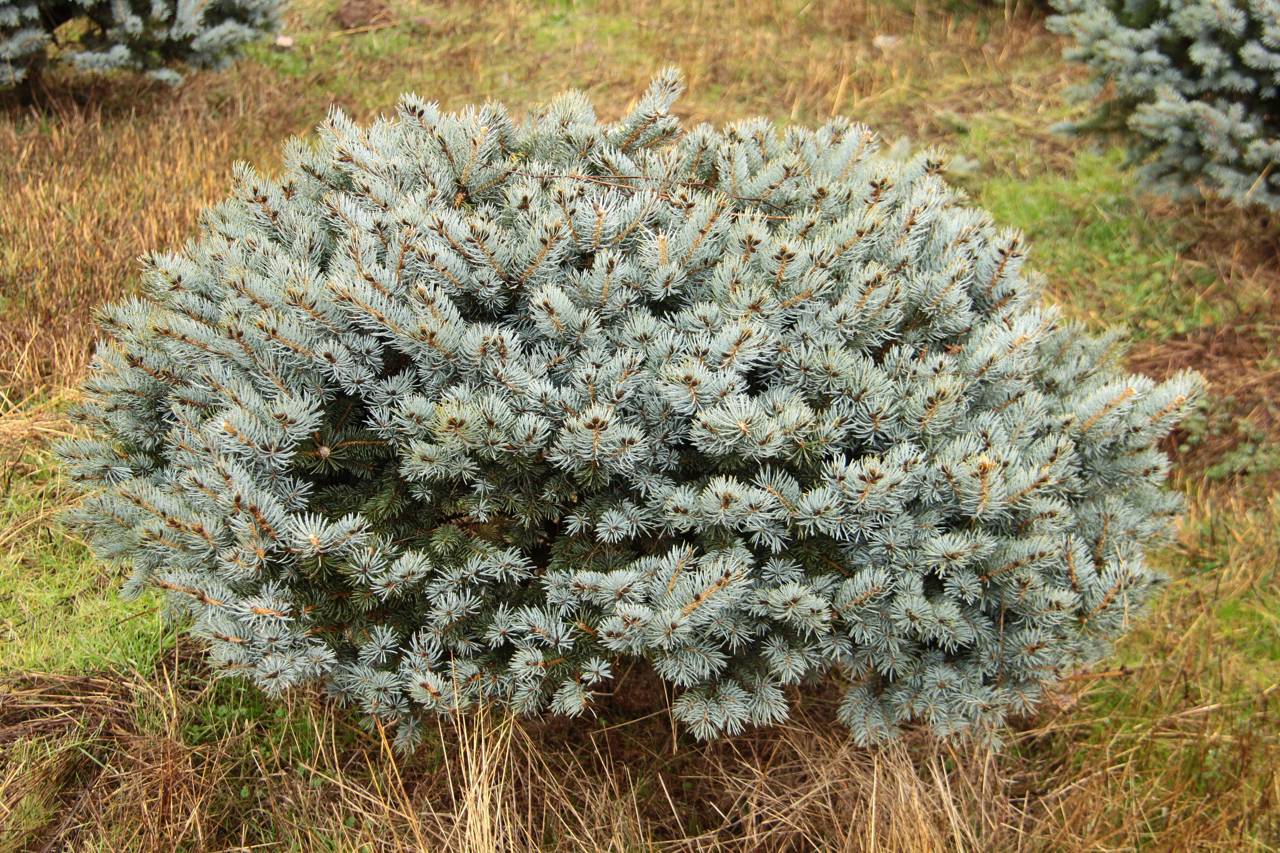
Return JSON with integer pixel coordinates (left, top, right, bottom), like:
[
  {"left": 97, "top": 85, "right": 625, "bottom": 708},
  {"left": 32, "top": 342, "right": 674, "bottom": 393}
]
[{"left": 1, "top": 0, "right": 1277, "bottom": 848}]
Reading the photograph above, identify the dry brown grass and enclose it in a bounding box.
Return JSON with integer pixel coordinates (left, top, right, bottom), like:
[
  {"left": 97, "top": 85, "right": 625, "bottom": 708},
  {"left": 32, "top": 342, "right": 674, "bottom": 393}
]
[
  {"left": 0, "top": 88, "right": 295, "bottom": 395},
  {"left": 0, "top": 645, "right": 1019, "bottom": 851},
  {"left": 0, "top": 658, "right": 241, "bottom": 850}
]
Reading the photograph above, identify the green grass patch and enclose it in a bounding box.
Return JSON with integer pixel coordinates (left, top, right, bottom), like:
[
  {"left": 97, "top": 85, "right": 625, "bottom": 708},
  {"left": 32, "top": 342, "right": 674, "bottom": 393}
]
[
  {"left": 1215, "top": 598, "right": 1280, "bottom": 670},
  {"left": 0, "top": 448, "right": 167, "bottom": 674},
  {"left": 974, "top": 148, "right": 1217, "bottom": 336}
]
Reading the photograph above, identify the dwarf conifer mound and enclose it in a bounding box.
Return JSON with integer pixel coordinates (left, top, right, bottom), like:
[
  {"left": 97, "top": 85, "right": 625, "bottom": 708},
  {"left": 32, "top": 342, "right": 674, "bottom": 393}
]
[
  {"left": 61, "top": 72, "right": 1201, "bottom": 749},
  {"left": 1050, "top": 0, "right": 1280, "bottom": 210},
  {"left": 0, "top": 0, "right": 277, "bottom": 89}
]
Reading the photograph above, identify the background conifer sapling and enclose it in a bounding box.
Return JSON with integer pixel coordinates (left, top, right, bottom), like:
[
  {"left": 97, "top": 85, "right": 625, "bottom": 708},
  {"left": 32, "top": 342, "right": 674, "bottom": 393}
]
[
  {"left": 0, "top": 0, "right": 279, "bottom": 93},
  {"left": 1050, "top": 0, "right": 1280, "bottom": 210}
]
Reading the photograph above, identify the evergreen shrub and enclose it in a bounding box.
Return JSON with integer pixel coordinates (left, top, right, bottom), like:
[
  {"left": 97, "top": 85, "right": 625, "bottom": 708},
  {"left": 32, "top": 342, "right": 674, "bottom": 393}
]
[
  {"left": 60, "top": 72, "right": 1201, "bottom": 749},
  {"left": 1050, "top": 0, "right": 1280, "bottom": 209},
  {"left": 0, "top": 0, "right": 278, "bottom": 89}
]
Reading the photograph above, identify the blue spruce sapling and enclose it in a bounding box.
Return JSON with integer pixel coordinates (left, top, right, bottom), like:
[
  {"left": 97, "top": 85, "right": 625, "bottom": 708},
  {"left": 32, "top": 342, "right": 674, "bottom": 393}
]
[{"left": 60, "top": 71, "right": 1201, "bottom": 750}]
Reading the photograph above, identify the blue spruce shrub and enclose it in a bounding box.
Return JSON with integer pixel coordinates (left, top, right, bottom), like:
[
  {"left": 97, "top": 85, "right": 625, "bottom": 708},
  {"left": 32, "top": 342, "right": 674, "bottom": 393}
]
[
  {"left": 0, "top": 0, "right": 278, "bottom": 89},
  {"left": 1050, "top": 0, "right": 1280, "bottom": 210},
  {"left": 60, "top": 72, "right": 1201, "bottom": 750}
]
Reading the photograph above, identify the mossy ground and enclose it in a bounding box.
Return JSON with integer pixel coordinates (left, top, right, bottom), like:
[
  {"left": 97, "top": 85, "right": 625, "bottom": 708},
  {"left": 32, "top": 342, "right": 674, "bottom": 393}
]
[{"left": 1, "top": 0, "right": 1277, "bottom": 848}]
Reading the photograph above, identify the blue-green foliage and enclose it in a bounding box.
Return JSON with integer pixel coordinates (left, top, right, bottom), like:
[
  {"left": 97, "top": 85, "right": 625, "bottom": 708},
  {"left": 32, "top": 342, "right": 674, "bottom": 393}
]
[
  {"left": 60, "top": 72, "right": 1200, "bottom": 750},
  {"left": 0, "top": 0, "right": 277, "bottom": 88},
  {"left": 1050, "top": 0, "right": 1280, "bottom": 210}
]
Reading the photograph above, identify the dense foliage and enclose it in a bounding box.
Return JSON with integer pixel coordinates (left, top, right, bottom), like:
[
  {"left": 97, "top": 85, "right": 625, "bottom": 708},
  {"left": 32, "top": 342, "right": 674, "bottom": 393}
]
[
  {"left": 1050, "top": 0, "right": 1280, "bottom": 210},
  {"left": 0, "top": 0, "right": 277, "bottom": 89},
  {"left": 60, "top": 72, "right": 1199, "bottom": 749}
]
